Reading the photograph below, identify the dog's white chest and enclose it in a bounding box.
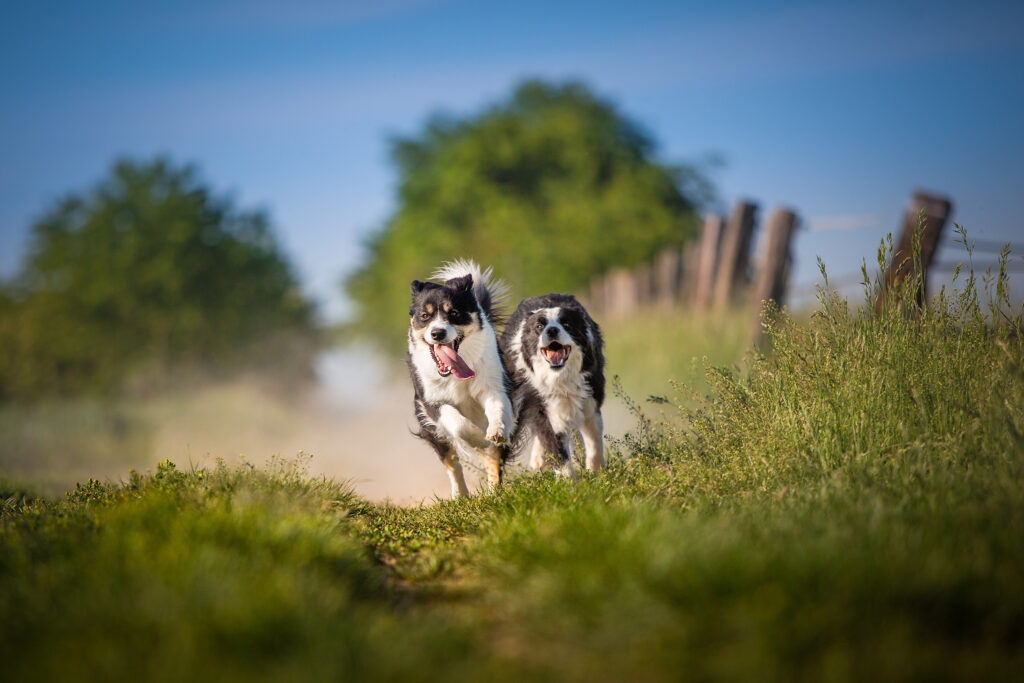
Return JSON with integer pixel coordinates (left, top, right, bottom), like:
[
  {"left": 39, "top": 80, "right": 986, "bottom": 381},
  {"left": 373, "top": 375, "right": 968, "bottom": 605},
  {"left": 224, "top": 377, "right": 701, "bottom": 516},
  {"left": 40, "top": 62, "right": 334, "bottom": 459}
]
[
  {"left": 531, "top": 356, "right": 589, "bottom": 434},
  {"left": 416, "top": 363, "right": 480, "bottom": 422}
]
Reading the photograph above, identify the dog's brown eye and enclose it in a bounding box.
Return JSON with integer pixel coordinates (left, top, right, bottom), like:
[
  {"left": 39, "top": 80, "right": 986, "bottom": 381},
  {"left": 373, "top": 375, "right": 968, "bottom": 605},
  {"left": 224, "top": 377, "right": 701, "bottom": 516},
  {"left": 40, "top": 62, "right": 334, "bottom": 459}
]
[{"left": 420, "top": 312, "right": 431, "bottom": 320}]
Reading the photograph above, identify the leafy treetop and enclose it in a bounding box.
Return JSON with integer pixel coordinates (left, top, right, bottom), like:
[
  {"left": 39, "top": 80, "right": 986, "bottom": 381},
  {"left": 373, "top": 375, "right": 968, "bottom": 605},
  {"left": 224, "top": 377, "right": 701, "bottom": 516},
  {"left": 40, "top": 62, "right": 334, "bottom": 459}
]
[{"left": 345, "top": 79, "right": 709, "bottom": 350}]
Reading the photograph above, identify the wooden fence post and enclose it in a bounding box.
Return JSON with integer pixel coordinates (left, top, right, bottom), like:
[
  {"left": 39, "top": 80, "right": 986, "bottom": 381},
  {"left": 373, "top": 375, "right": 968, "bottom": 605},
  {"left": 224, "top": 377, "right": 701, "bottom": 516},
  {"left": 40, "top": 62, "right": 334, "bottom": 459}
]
[
  {"left": 653, "top": 247, "right": 683, "bottom": 308},
  {"left": 692, "top": 213, "right": 724, "bottom": 309},
  {"left": 634, "top": 264, "right": 654, "bottom": 309},
  {"left": 604, "top": 267, "right": 636, "bottom": 320},
  {"left": 713, "top": 201, "right": 759, "bottom": 309},
  {"left": 588, "top": 273, "right": 606, "bottom": 315},
  {"left": 750, "top": 207, "right": 798, "bottom": 343},
  {"left": 875, "top": 191, "right": 953, "bottom": 313},
  {"left": 680, "top": 243, "right": 698, "bottom": 305}
]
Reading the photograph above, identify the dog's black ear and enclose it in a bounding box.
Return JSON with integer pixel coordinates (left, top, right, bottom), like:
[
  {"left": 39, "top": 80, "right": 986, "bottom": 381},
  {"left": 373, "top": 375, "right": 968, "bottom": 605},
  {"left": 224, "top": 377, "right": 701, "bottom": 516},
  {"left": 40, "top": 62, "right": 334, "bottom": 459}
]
[
  {"left": 411, "top": 280, "right": 427, "bottom": 296},
  {"left": 445, "top": 274, "right": 473, "bottom": 293}
]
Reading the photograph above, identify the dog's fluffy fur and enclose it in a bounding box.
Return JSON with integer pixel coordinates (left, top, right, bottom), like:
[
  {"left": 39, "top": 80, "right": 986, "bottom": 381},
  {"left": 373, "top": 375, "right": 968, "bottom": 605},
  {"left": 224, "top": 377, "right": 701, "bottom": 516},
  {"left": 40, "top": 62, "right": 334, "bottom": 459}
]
[
  {"left": 501, "top": 293, "right": 605, "bottom": 476},
  {"left": 407, "top": 260, "right": 514, "bottom": 498}
]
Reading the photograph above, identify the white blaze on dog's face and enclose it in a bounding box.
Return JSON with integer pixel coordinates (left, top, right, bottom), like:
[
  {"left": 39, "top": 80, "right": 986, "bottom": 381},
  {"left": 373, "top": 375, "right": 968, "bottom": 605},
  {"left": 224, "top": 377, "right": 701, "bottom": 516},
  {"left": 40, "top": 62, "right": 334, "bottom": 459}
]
[
  {"left": 523, "top": 306, "right": 587, "bottom": 372},
  {"left": 409, "top": 275, "right": 481, "bottom": 380}
]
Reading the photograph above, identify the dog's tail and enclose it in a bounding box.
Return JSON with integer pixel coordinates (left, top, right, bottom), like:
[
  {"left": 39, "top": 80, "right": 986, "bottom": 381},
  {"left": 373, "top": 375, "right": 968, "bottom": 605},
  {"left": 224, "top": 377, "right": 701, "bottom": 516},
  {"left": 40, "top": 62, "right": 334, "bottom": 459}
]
[{"left": 433, "top": 259, "right": 510, "bottom": 326}]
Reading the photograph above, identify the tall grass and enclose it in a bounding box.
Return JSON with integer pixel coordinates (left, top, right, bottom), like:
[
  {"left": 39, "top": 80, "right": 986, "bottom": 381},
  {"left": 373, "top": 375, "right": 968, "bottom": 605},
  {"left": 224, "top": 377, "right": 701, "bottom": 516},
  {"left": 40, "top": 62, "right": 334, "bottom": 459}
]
[
  {"left": 2, "top": 228, "right": 1023, "bottom": 680},
  {"left": 456, "top": 230, "right": 1024, "bottom": 679},
  {"left": 670, "top": 223, "right": 1024, "bottom": 497}
]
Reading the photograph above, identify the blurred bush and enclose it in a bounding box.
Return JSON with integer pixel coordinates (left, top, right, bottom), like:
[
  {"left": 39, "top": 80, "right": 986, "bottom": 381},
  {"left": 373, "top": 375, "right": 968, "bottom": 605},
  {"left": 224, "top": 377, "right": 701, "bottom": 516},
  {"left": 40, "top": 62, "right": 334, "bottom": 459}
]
[
  {"left": 0, "top": 158, "right": 317, "bottom": 400},
  {"left": 344, "top": 79, "right": 711, "bottom": 351}
]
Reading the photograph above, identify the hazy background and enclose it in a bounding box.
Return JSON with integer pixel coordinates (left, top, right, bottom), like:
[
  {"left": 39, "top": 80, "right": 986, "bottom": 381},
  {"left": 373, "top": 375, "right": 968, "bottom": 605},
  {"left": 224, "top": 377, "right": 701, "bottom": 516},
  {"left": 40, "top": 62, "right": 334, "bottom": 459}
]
[{"left": 1, "top": 0, "right": 1022, "bottom": 501}]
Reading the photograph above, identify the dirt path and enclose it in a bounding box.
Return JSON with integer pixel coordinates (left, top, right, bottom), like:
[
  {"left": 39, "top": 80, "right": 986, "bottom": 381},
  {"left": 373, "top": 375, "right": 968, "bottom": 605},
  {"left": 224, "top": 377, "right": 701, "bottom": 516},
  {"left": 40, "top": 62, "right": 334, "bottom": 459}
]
[
  {"left": 151, "top": 347, "right": 635, "bottom": 504},
  {"left": 3, "top": 347, "right": 635, "bottom": 504}
]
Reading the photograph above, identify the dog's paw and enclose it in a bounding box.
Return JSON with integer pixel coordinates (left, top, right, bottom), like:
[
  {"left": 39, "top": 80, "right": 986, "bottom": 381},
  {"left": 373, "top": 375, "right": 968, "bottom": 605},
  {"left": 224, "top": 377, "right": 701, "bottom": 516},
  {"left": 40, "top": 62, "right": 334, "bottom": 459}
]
[{"left": 486, "top": 424, "right": 509, "bottom": 445}]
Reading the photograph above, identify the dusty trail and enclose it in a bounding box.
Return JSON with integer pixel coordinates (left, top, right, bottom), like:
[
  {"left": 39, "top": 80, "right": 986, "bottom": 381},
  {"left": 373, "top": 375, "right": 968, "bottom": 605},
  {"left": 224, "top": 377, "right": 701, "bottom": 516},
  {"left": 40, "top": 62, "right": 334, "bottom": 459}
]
[
  {"left": 2, "top": 347, "right": 634, "bottom": 504},
  {"left": 146, "top": 349, "right": 452, "bottom": 504},
  {"left": 150, "top": 347, "right": 634, "bottom": 503}
]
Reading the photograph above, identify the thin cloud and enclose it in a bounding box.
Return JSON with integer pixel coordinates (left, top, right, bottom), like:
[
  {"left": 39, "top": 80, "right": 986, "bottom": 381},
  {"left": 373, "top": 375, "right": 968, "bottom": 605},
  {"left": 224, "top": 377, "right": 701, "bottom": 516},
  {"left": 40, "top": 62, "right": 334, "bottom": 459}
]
[
  {"left": 196, "top": 0, "right": 451, "bottom": 31},
  {"left": 574, "top": 0, "right": 1024, "bottom": 92},
  {"left": 808, "top": 214, "right": 885, "bottom": 232}
]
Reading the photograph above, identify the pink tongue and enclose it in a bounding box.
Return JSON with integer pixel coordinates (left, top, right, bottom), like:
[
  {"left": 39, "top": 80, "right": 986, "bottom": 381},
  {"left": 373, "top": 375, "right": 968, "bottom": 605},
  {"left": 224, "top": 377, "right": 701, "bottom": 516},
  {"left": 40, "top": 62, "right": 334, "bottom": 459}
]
[
  {"left": 435, "top": 344, "right": 475, "bottom": 380},
  {"left": 546, "top": 347, "right": 568, "bottom": 363}
]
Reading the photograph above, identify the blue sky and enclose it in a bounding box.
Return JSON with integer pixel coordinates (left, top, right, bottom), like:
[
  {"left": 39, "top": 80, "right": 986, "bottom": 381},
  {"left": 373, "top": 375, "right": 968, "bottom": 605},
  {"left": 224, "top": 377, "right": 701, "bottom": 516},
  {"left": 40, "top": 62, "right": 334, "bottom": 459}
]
[{"left": 2, "top": 0, "right": 1022, "bottom": 318}]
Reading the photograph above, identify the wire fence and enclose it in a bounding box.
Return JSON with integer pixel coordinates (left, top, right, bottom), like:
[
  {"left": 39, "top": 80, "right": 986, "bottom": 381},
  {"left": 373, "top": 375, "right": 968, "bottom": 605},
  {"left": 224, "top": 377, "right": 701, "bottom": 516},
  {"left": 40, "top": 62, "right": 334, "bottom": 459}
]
[{"left": 584, "top": 191, "right": 1021, "bottom": 335}]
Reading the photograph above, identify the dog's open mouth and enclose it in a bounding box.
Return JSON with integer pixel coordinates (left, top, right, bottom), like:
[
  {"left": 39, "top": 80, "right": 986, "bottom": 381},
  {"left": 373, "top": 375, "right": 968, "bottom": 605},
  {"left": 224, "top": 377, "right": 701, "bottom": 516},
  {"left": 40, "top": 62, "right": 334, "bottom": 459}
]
[
  {"left": 541, "top": 341, "right": 571, "bottom": 368},
  {"left": 428, "top": 338, "right": 475, "bottom": 380}
]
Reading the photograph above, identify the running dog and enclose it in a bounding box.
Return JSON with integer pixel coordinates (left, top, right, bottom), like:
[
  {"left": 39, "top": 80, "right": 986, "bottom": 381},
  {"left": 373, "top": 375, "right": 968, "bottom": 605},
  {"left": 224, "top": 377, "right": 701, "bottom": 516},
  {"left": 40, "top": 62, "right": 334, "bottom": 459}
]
[
  {"left": 501, "top": 293, "right": 605, "bottom": 476},
  {"left": 407, "top": 260, "right": 515, "bottom": 498}
]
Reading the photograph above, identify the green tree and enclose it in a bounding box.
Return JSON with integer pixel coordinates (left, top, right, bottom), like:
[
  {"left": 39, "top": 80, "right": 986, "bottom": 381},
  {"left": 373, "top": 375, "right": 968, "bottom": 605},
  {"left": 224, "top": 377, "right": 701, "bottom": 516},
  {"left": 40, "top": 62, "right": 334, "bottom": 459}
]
[
  {"left": 345, "top": 79, "right": 711, "bottom": 350},
  {"left": 0, "top": 158, "right": 316, "bottom": 399}
]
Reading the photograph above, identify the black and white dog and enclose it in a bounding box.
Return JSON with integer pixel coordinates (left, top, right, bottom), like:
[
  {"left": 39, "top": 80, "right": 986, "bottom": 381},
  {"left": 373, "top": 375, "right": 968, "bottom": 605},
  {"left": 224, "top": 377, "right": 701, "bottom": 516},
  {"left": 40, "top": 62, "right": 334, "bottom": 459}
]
[
  {"left": 501, "top": 293, "right": 605, "bottom": 476},
  {"left": 407, "top": 260, "right": 515, "bottom": 498}
]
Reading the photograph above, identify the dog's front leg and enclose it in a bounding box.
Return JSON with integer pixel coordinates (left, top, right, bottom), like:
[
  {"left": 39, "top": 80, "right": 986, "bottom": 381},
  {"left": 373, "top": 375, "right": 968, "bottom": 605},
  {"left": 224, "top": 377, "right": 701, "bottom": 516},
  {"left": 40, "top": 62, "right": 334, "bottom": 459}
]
[
  {"left": 437, "top": 405, "right": 489, "bottom": 449},
  {"left": 441, "top": 446, "right": 471, "bottom": 499},
  {"left": 481, "top": 445, "right": 505, "bottom": 490},
  {"left": 483, "top": 392, "right": 513, "bottom": 445},
  {"left": 528, "top": 415, "right": 575, "bottom": 478},
  {"left": 528, "top": 436, "right": 574, "bottom": 477},
  {"left": 581, "top": 410, "right": 604, "bottom": 472}
]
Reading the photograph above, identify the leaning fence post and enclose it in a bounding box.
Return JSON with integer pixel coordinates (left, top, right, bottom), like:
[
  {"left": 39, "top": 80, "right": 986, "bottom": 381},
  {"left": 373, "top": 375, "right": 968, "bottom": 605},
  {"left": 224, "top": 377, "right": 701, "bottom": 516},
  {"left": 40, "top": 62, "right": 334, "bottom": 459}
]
[
  {"left": 875, "top": 191, "right": 952, "bottom": 313},
  {"left": 750, "top": 207, "right": 798, "bottom": 343},
  {"left": 692, "top": 213, "right": 724, "bottom": 309},
  {"left": 713, "top": 201, "right": 759, "bottom": 309}
]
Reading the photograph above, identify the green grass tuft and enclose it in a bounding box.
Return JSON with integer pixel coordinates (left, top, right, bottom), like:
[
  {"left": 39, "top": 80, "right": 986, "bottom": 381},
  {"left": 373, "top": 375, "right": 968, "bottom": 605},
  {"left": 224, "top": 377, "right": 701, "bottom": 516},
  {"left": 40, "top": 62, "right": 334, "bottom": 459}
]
[{"left": 1, "top": 458, "right": 480, "bottom": 682}]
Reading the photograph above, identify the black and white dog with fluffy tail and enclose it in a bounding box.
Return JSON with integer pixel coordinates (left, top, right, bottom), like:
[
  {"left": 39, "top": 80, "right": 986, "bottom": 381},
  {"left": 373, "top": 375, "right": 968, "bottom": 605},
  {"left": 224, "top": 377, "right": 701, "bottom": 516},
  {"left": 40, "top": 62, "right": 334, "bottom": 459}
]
[
  {"left": 501, "top": 293, "right": 605, "bottom": 476},
  {"left": 407, "top": 260, "right": 515, "bottom": 498}
]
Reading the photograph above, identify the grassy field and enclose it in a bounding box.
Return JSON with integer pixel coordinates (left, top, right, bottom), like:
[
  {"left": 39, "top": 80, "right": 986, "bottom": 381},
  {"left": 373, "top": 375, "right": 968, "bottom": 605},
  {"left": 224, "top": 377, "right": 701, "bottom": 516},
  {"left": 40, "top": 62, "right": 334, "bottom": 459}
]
[{"left": 2, "top": 246, "right": 1024, "bottom": 680}]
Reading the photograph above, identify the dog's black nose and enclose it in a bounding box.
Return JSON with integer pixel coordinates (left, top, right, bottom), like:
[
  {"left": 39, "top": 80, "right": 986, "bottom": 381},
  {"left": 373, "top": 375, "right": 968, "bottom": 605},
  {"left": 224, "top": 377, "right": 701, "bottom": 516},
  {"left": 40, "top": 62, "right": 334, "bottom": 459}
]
[
  {"left": 545, "top": 326, "right": 559, "bottom": 338},
  {"left": 430, "top": 328, "right": 446, "bottom": 341}
]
